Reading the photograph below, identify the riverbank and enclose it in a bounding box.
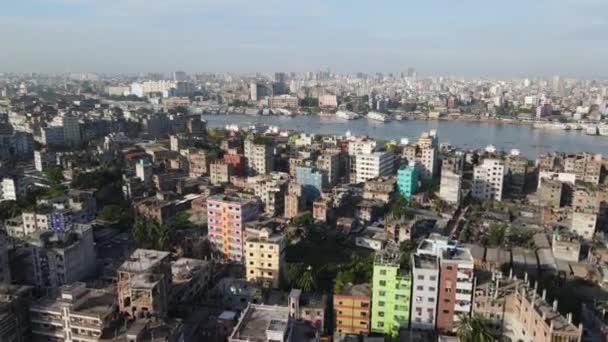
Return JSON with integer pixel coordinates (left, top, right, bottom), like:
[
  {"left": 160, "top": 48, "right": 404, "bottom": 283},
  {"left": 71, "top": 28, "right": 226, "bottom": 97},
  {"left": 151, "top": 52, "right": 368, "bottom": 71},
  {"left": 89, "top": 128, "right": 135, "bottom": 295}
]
[{"left": 202, "top": 114, "right": 608, "bottom": 159}]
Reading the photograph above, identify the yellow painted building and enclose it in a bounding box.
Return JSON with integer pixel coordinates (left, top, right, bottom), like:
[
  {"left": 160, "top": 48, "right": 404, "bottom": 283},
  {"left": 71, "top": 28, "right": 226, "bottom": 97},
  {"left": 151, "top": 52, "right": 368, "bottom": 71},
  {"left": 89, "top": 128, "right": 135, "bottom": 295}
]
[{"left": 244, "top": 228, "right": 285, "bottom": 288}]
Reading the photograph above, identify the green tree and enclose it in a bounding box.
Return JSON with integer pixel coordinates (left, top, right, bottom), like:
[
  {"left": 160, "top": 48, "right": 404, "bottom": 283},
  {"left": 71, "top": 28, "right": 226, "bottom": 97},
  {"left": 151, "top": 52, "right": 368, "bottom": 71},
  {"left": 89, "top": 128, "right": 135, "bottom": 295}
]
[
  {"left": 174, "top": 211, "right": 193, "bottom": 230},
  {"left": 44, "top": 167, "right": 64, "bottom": 185},
  {"left": 455, "top": 314, "right": 495, "bottom": 342},
  {"left": 132, "top": 219, "right": 171, "bottom": 251},
  {"left": 287, "top": 263, "right": 317, "bottom": 292},
  {"left": 0, "top": 201, "right": 22, "bottom": 220},
  {"left": 487, "top": 224, "right": 507, "bottom": 247}
]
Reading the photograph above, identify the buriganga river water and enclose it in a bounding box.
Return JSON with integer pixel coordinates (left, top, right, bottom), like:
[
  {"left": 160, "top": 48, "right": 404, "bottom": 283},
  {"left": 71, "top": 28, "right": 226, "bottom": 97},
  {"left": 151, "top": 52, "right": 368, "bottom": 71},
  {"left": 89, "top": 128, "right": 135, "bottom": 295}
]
[{"left": 202, "top": 114, "right": 608, "bottom": 159}]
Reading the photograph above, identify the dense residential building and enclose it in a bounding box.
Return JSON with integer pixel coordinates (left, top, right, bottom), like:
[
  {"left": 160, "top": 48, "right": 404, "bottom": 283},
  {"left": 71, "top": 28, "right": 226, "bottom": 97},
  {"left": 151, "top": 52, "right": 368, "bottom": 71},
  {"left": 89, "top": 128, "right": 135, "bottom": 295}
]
[
  {"left": 244, "top": 227, "right": 285, "bottom": 288},
  {"left": 474, "top": 272, "right": 583, "bottom": 342},
  {"left": 0, "top": 285, "right": 32, "bottom": 342},
  {"left": 20, "top": 224, "right": 96, "bottom": 292},
  {"left": 244, "top": 137, "right": 274, "bottom": 176},
  {"left": 207, "top": 194, "right": 260, "bottom": 262},
  {"left": 439, "top": 159, "right": 462, "bottom": 205},
  {"left": 30, "top": 283, "right": 116, "bottom": 342},
  {"left": 417, "top": 236, "right": 474, "bottom": 334},
  {"left": 371, "top": 245, "right": 412, "bottom": 335},
  {"left": 397, "top": 162, "right": 418, "bottom": 200},
  {"left": 117, "top": 249, "right": 172, "bottom": 318},
  {"left": 333, "top": 283, "right": 372, "bottom": 336},
  {"left": 317, "top": 151, "right": 341, "bottom": 186},
  {"left": 267, "top": 94, "right": 299, "bottom": 109},
  {"left": 504, "top": 152, "right": 528, "bottom": 196},
  {"left": 253, "top": 172, "right": 289, "bottom": 215},
  {"left": 296, "top": 164, "right": 327, "bottom": 202},
  {"left": 210, "top": 160, "right": 232, "bottom": 185},
  {"left": 472, "top": 158, "right": 505, "bottom": 201},
  {"left": 411, "top": 254, "right": 439, "bottom": 330},
  {"left": 228, "top": 303, "right": 320, "bottom": 342},
  {"left": 538, "top": 178, "right": 563, "bottom": 208},
  {"left": 571, "top": 211, "right": 597, "bottom": 240},
  {"left": 402, "top": 130, "right": 438, "bottom": 182},
  {"left": 354, "top": 151, "right": 394, "bottom": 183},
  {"left": 538, "top": 152, "right": 602, "bottom": 184}
]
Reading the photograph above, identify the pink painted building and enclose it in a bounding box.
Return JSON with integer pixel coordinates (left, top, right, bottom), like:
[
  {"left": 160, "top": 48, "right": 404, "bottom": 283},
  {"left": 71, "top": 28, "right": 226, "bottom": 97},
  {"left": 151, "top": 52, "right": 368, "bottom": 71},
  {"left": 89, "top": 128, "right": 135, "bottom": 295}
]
[
  {"left": 318, "top": 94, "right": 338, "bottom": 108},
  {"left": 207, "top": 195, "right": 259, "bottom": 262}
]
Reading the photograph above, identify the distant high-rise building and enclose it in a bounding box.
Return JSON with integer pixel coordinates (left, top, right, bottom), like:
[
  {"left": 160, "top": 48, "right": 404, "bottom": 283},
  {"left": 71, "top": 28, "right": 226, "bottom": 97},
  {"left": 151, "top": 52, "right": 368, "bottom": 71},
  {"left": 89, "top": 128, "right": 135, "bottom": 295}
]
[
  {"left": 407, "top": 67, "right": 416, "bottom": 78},
  {"left": 274, "top": 72, "right": 288, "bottom": 83},
  {"left": 173, "top": 70, "right": 188, "bottom": 81}
]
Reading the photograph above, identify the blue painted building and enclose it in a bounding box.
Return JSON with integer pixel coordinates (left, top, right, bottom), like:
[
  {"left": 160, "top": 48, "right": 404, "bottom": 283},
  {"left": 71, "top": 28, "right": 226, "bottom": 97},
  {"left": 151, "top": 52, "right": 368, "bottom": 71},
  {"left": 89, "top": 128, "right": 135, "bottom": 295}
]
[{"left": 295, "top": 165, "right": 327, "bottom": 202}]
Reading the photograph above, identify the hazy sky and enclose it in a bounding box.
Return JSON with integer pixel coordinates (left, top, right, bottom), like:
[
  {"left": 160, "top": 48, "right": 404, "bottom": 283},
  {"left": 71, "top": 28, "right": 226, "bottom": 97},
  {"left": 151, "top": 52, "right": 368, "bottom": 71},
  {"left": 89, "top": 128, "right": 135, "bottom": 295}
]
[{"left": 1, "top": 0, "right": 607, "bottom": 76}]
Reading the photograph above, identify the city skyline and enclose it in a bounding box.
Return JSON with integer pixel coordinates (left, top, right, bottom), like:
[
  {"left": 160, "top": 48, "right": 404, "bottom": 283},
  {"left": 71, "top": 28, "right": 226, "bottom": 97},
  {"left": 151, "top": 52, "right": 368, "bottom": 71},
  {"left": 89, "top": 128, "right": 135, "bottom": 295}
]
[{"left": 1, "top": 0, "right": 608, "bottom": 77}]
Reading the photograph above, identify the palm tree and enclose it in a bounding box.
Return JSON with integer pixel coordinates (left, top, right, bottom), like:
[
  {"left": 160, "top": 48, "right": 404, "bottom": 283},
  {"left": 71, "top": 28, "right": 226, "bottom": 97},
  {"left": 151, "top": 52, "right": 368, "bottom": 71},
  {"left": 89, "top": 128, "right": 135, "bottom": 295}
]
[{"left": 455, "top": 314, "right": 495, "bottom": 342}]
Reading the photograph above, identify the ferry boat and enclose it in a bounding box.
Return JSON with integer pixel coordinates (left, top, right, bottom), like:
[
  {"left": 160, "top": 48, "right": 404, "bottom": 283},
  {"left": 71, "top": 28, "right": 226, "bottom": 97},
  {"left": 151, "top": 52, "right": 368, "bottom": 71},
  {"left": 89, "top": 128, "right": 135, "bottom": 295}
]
[
  {"left": 599, "top": 124, "right": 608, "bottom": 136},
  {"left": 336, "top": 110, "right": 359, "bottom": 120},
  {"left": 366, "top": 111, "right": 390, "bottom": 122},
  {"left": 584, "top": 124, "right": 598, "bottom": 135}
]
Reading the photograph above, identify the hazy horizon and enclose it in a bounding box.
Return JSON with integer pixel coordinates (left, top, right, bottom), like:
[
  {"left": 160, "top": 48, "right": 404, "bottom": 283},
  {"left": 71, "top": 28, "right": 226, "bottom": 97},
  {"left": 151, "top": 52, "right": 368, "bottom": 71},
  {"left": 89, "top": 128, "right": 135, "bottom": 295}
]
[{"left": 2, "top": 0, "right": 608, "bottom": 77}]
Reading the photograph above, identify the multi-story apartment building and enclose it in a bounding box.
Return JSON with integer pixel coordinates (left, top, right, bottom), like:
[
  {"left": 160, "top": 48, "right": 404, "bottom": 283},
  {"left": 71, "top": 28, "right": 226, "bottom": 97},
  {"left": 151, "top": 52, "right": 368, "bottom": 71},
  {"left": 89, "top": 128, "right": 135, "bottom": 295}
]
[
  {"left": 207, "top": 195, "right": 260, "bottom": 262},
  {"left": 244, "top": 227, "right": 285, "bottom": 288},
  {"left": 284, "top": 193, "right": 303, "bottom": 219},
  {"left": 117, "top": 249, "right": 172, "bottom": 318},
  {"left": 23, "top": 224, "right": 96, "bottom": 292},
  {"left": 244, "top": 138, "right": 274, "bottom": 176},
  {"left": 209, "top": 160, "right": 232, "bottom": 185},
  {"left": 170, "top": 257, "right": 213, "bottom": 308},
  {"left": 296, "top": 164, "right": 327, "bottom": 202},
  {"left": 417, "top": 236, "right": 474, "bottom": 334},
  {"left": 267, "top": 95, "right": 299, "bottom": 109},
  {"left": 0, "top": 235, "right": 11, "bottom": 285},
  {"left": 439, "top": 169, "right": 462, "bottom": 205},
  {"left": 334, "top": 283, "right": 372, "bottom": 336},
  {"left": 571, "top": 211, "right": 597, "bottom": 240},
  {"left": 504, "top": 153, "right": 528, "bottom": 196},
  {"left": 397, "top": 162, "right": 418, "bottom": 201},
  {"left": 402, "top": 131, "right": 438, "bottom": 182},
  {"left": 538, "top": 178, "right": 562, "bottom": 208},
  {"left": 411, "top": 254, "right": 439, "bottom": 330},
  {"left": 188, "top": 149, "right": 211, "bottom": 178},
  {"left": 538, "top": 152, "right": 602, "bottom": 184},
  {"left": 563, "top": 152, "right": 602, "bottom": 184},
  {"left": 317, "top": 151, "right": 341, "bottom": 186},
  {"left": 354, "top": 151, "right": 394, "bottom": 184},
  {"left": 253, "top": 172, "right": 289, "bottom": 216},
  {"left": 472, "top": 158, "right": 505, "bottom": 201},
  {"left": 474, "top": 272, "right": 582, "bottom": 342},
  {"left": 371, "top": 245, "right": 411, "bottom": 335},
  {"left": 0, "top": 285, "right": 32, "bottom": 342},
  {"left": 30, "top": 283, "right": 116, "bottom": 342}
]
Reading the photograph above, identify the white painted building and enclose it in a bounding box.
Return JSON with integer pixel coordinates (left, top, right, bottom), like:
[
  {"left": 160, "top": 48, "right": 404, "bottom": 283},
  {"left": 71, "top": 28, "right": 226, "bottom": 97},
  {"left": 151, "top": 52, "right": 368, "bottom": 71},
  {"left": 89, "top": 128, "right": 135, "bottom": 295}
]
[
  {"left": 472, "top": 158, "right": 504, "bottom": 201},
  {"left": 354, "top": 152, "right": 394, "bottom": 183},
  {"left": 411, "top": 254, "right": 439, "bottom": 330}
]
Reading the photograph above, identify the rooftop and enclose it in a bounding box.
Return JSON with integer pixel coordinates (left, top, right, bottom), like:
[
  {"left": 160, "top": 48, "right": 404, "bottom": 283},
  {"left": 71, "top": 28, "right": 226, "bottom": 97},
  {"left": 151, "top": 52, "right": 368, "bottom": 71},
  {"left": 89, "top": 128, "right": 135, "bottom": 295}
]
[
  {"left": 336, "top": 283, "right": 372, "bottom": 297},
  {"left": 413, "top": 253, "right": 438, "bottom": 270},
  {"left": 119, "top": 249, "right": 170, "bottom": 274}
]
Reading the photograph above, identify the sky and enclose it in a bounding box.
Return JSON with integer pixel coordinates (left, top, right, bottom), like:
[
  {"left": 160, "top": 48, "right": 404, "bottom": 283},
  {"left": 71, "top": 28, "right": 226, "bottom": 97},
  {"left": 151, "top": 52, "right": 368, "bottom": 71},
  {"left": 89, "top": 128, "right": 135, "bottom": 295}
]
[{"left": 1, "top": 0, "right": 607, "bottom": 77}]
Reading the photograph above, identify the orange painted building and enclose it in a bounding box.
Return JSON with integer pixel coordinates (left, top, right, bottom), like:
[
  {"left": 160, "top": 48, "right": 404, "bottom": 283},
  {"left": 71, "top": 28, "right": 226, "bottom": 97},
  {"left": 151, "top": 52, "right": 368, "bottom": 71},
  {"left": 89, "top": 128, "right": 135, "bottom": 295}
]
[{"left": 333, "top": 283, "right": 372, "bottom": 336}]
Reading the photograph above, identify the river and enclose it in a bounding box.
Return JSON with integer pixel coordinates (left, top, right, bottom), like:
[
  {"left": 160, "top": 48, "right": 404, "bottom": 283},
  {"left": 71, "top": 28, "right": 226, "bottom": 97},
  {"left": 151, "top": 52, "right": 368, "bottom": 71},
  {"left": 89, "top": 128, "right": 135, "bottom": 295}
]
[{"left": 202, "top": 114, "right": 608, "bottom": 159}]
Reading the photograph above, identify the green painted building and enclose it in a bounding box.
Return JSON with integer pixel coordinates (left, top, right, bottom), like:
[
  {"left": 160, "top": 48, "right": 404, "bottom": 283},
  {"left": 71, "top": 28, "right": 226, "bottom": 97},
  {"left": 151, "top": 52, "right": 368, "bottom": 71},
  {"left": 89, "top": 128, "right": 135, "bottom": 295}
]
[
  {"left": 397, "top": 162, "right": 418, "bottom": 201},
  {"left": 370, "top": 247, "right": 412, "bottom": 336}
]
